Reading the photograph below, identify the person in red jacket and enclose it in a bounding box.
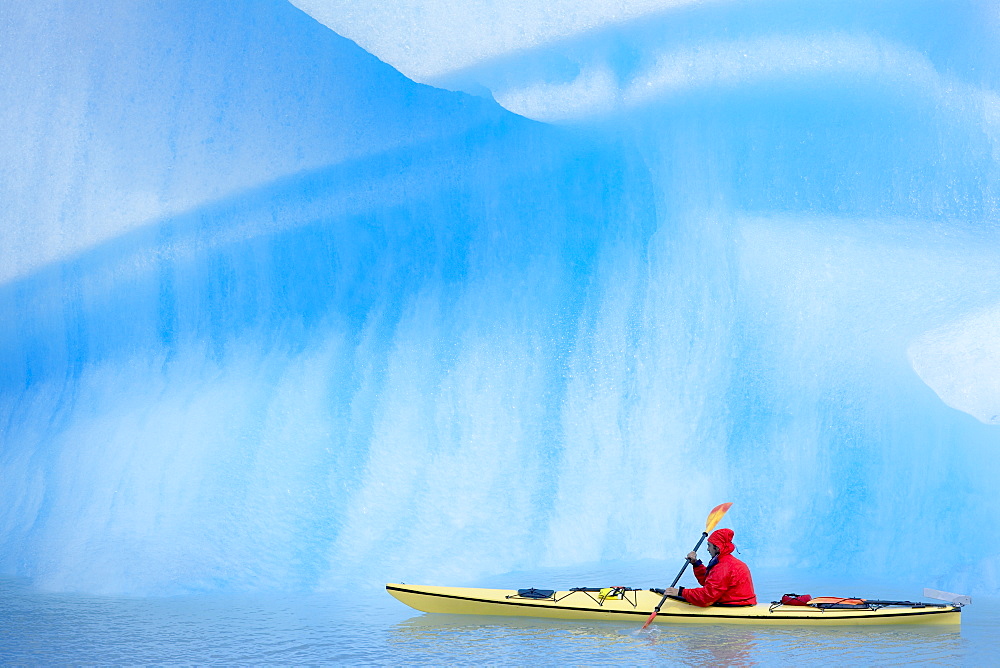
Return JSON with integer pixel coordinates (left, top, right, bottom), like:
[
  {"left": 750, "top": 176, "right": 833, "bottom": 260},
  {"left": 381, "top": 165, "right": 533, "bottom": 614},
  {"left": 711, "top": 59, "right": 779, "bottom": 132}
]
[{"left": 663, "top": 528, "right": 757, "bottom": 606}]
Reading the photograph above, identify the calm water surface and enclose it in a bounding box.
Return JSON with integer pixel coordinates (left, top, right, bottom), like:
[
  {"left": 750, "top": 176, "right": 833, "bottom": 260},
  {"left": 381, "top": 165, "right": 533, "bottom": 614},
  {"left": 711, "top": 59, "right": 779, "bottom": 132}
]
[{"left": 1, "top": 567, "right": 996, "bottom": 665}]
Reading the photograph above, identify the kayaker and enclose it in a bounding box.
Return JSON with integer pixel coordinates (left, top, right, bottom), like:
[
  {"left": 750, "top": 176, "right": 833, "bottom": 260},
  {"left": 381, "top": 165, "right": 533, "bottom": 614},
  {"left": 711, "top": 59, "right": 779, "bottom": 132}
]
[{"left": 662, "top": 528, "right": 757, "bottom": 606}]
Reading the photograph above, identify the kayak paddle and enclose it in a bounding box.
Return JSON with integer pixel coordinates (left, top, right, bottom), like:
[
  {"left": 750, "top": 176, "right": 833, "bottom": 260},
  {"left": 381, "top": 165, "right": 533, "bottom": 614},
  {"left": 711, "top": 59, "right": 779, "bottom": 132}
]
[{"left": 641, "top": 502, "right": 733, "bottom": 630}]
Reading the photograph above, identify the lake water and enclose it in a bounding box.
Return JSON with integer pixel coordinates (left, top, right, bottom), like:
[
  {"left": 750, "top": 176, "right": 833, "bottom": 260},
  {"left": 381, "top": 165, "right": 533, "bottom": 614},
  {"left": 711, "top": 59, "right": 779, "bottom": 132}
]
[{"left": 2, "top": 565, "right": 996, "bottom": 665}]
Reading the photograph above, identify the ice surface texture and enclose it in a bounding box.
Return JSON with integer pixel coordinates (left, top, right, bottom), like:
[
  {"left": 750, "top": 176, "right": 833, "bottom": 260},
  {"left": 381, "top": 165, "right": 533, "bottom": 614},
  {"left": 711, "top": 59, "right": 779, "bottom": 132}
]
[{"left": 1, "top": 0, "right": 999, "bottom": 595}]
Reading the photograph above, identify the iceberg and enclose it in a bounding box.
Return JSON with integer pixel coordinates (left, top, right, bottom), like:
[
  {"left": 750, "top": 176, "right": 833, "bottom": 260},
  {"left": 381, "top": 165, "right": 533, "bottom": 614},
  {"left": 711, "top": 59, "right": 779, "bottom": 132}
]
[{"left": 2, "top": 0, "right": 999, "bottom": 596}]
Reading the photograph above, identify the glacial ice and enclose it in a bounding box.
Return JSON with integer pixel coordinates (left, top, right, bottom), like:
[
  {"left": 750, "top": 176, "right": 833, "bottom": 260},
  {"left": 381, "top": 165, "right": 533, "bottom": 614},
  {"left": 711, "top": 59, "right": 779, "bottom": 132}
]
[{"left": 2, "top": 0, "right": 999, "bottom": 596}]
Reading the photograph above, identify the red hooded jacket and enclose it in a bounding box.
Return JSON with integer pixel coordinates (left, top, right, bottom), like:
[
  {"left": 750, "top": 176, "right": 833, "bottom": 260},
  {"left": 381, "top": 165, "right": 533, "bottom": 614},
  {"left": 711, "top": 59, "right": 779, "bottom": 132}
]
[{"left": 679, "top": 528, "right": 757, "bottom": 607}]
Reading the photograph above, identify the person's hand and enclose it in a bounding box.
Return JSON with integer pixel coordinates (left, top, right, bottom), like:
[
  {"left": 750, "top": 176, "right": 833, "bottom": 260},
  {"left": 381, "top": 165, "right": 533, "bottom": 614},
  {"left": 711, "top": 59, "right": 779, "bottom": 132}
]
[
  {"left": 664, "top": 587, "right": 680, "bottom": 596},
  {"left": 686, "top": 551, "right": 698, "bottom": 564}
]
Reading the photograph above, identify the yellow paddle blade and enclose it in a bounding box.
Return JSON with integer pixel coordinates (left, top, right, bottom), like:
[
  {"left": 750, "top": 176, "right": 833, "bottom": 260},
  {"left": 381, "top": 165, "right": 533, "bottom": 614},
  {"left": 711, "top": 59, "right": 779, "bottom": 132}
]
[{"left": 705, "top": 502, "right": 733, "bottom": 532}]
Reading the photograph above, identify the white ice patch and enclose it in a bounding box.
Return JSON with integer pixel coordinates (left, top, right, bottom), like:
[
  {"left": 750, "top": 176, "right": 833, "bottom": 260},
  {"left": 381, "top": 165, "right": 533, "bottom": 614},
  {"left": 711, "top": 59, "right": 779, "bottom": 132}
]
[
  {"left": 292, "top": 0, "right": 998, "bottom": 125},
  {"left": 908, "top": 305, "right": 1000, "bottom": 425},
  {"left": 289, "top": 0, "right": 702, "bottom": 82},
  {"left": 500, "top": 33, "right": 945, "bottom": 122},
  {"left": 623, "top": 33, "right": 937, "bottom": 106}
]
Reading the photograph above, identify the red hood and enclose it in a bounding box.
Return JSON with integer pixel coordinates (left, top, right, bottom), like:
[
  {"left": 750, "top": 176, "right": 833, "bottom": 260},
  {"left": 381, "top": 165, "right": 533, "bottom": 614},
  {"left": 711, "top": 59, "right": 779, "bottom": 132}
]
[{"left": 708, "top": 528, "right": 735, "bottom": 557}]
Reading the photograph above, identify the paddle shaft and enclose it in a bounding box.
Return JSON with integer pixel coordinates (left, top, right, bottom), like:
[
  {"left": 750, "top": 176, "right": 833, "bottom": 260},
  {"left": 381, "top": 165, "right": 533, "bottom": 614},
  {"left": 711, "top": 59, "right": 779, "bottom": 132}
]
[
  {"left": 669, "top": 532, "right": 708, "bottom": 589},
  {"left": 652, "top": 532, "right": 708, "bottom": 614}
]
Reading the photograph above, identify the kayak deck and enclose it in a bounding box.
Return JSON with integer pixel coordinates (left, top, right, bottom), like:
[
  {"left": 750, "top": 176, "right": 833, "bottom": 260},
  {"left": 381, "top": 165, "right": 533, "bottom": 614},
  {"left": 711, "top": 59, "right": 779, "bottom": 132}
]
[{"left": 386, "top": 584, "right": 961, "bottom": 626}]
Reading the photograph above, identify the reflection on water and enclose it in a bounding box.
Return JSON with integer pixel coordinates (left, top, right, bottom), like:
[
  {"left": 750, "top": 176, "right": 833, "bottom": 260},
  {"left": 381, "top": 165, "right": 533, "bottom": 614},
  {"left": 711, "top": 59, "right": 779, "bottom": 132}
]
[{"left": 389, "top": 613, "right": 964, "bottom": 666}]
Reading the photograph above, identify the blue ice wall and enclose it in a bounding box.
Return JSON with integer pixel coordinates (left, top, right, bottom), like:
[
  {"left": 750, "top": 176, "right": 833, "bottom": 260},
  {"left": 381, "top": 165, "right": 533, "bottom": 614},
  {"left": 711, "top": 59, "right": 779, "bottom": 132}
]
[{"left": 2, "top": 0, "right": 1000, "bottom": 595}]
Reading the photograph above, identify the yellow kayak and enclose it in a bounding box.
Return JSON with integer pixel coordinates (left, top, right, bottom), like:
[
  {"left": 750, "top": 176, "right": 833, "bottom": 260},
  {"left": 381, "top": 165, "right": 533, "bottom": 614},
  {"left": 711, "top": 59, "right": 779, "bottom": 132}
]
[{"left": 386, "top": 584, "right": 962, "bottom": 626}]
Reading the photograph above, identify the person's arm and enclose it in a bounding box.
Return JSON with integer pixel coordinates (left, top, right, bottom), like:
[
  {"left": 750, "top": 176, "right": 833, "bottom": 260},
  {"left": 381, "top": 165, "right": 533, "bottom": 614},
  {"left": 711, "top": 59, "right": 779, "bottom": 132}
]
[
  {"left": 663, "top": 553, "right": 708, "bottom": 598},
  {"left": 682, "top": 551, "right": 710, "bottom": 585},
  {"left": 672, "top": 563, "right": 732, "bottom": 607}
]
